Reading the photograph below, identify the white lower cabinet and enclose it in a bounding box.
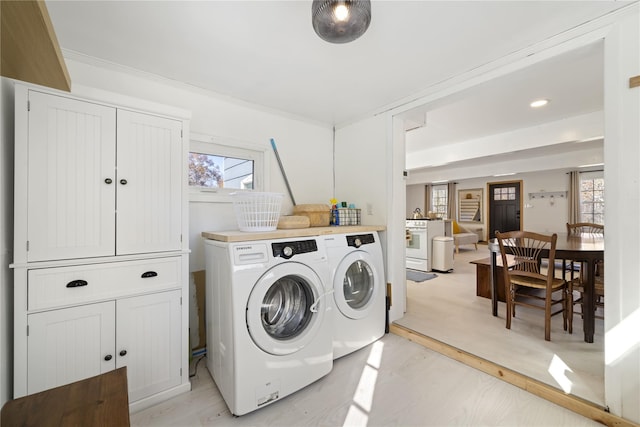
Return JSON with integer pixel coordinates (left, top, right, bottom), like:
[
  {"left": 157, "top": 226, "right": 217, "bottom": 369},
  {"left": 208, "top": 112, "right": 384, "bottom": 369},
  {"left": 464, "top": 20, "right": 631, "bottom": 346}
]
[
  {"left": 117, "top": 290, "right": 182, "bottom": 402},
  {"left": 27, "top": 301, "right": 116, "bottom": 393},
  {"left": 26, "top": 290, "right": 182, "bottom": 401}
]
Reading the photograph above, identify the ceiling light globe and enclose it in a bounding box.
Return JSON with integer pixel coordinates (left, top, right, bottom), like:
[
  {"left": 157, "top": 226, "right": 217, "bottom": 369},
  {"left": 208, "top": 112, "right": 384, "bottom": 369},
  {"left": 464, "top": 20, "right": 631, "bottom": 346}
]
[
  {"left": 312, "top": 0, "right": 371, "bottom": 44},
  {"left": 333, "top": 4, "right": 349, "bottom": 22},
  {"left": 530, "top": 99, "right": 549, "bottom": 108}
]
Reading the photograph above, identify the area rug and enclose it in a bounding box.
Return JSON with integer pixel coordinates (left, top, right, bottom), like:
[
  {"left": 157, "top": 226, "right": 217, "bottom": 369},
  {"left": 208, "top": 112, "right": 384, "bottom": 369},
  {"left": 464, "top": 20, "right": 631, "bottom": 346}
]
[{"left": 406, "top": 269, "right": 438, "bottom": 283}]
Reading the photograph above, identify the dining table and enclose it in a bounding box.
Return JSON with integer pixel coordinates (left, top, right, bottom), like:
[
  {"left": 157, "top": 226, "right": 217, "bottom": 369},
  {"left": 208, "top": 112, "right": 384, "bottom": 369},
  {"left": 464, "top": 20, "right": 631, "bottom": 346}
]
[{"left": 488, "top": 232, "right": 605, "bottom": 343}]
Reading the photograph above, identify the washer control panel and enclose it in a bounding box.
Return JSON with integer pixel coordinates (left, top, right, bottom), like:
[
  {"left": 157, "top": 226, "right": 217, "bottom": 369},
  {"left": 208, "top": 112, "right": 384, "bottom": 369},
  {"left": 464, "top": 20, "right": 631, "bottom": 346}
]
[
  {"left": 347, "top": 234, "right": 375, "bottom": 248},
  {"left": 272, "top": 240, "right": 318, "bottom": 259}
]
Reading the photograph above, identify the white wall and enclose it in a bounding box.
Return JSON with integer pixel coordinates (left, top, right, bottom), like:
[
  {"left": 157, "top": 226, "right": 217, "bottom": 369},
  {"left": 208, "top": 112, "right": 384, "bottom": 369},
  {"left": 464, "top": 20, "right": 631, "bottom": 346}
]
[
  {"left": 603, "top": 8, "right": 640, "bottom": 422},
  {"left": 63, "top": 59, "right": 333, "bottom": 274},
  {"left": 335, "top": 115, "right": 387, "bottom": 225},
  {"left": 519, "top": 171, "right": 571, "bottom": 233},
  {"left": 406, "top": 185, "right": 425, "bottom": 218}
]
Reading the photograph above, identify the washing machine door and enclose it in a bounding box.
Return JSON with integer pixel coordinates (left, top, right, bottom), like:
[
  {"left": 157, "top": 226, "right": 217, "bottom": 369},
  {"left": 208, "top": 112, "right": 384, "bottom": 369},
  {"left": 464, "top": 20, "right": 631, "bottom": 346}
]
[
  {"left": 246, "top": 262, "right": 326, "bottom": 356},
  {"left": 333, "top": 251, "right": 381, "bottom": 320}
]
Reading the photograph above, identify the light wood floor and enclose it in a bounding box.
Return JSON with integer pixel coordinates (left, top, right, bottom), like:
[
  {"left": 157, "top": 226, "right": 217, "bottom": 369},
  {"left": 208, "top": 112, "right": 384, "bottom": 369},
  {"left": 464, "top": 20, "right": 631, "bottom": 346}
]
[
  {"left": 395, "top": 245, "right": 604, "bottom": 406},
  {"left": 131, "top": 334, "right": 601, "bottom": 426},
  {"left": 130, "top": 246, "right": 605, "bottom": 426}
]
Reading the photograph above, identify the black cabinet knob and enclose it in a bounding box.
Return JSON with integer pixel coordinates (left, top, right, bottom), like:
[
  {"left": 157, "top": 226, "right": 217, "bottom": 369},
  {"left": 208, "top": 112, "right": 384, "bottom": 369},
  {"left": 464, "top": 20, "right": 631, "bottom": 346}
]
[
  {"left": 104, "top": 354, "right": 112, "bottom": 361},
  {"left": 119, "top": 350, "right": 127, "bottom": 357},
  {"left": 120, "top": 179, "right": 128, "bottom": 185},
  {"left": 104, "top": 178, "right": 113, "bottom": 184}
]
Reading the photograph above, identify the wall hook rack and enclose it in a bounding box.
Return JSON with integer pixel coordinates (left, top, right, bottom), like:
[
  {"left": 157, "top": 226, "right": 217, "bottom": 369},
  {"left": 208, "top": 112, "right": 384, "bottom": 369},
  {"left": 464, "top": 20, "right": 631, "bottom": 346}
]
[{"left": 528, "top": 191, "right": 568, "bottom": 200}]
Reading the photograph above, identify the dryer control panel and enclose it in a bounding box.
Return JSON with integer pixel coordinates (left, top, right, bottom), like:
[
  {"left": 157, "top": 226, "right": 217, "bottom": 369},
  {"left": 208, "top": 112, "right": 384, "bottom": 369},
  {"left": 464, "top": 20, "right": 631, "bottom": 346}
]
[
  {"left": 232, "top": 243, "right": 269, "bottom": 265},
  {"left": 347, "top": 234, "right": 376, "bottom": 248},
  {"left": 272, "top": 240, "right": 318, "bottom": 259}
]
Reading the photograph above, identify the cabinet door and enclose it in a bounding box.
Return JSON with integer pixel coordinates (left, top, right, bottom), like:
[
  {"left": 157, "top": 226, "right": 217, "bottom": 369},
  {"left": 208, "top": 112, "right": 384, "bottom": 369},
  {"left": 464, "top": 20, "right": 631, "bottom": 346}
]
[
  {"left": 116, "top": 290, "right": 182, "bottom": 402},
  {"left": 27, "top": 301, "right": 116, "bottom": 394},
  {"left": 27, "top": 91, "right": 117, "bottom": 261},
  {"left": 116, "top": 110, "right": 183, "bottom": 255}
]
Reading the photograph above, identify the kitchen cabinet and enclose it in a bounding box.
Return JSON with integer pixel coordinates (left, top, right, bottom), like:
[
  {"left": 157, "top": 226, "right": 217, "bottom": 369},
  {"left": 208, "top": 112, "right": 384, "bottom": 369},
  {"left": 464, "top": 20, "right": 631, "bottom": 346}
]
[{"left": 11, "top": 83, "right": 191, "bottom": 411}]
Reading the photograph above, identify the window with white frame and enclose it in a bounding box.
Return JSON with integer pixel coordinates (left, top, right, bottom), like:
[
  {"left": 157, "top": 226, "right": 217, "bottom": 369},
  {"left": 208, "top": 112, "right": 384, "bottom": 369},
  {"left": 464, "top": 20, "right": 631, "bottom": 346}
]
[
  {"left": 580, "top": 171, "right": 604, "bottom": 224},
  {"left": 189, "top": 134, "right": 266, "bottom": 202},
  {"left": 431, "top": 184, "right": 448, "bottom": 217}
]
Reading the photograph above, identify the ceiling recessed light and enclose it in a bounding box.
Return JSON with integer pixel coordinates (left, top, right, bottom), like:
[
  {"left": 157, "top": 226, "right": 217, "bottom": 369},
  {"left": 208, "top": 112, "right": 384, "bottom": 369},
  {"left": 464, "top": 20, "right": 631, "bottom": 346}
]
[{"left": 530, "top": 99, "right": 549, "bottom": 108}]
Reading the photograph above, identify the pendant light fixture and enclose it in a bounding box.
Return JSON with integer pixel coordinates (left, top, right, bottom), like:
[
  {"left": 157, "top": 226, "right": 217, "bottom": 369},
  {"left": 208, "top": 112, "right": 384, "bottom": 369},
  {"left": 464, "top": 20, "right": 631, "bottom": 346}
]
[{"left": 312, "top": 0, "right": 371, "bottom": 44}]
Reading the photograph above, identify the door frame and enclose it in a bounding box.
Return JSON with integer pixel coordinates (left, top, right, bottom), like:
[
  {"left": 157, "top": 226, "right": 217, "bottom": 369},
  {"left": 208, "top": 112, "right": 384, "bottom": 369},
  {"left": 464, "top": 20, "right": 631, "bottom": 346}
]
[{"left": 486, "top": 180, "right": 523, "bottom": 238}]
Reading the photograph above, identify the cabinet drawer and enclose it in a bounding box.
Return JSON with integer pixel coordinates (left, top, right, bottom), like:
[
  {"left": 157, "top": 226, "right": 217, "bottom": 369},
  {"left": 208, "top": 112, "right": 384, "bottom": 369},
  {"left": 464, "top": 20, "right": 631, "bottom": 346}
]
[{"left": 28, "top": 258, "right": 181, "bottom": 311}]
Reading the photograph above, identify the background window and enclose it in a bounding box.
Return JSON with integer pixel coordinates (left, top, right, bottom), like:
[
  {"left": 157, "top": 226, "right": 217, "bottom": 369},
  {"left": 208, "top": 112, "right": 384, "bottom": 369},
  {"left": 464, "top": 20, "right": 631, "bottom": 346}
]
[
  {"left": 189, "top": 134, "right": 266, "bottom": 202},
  {"left": 431, "top": 185, "right": 448, "bottom": 217},
  {"left": 493, "top": 187, "right": 516, "bottom": 200},
  {"left": 580, "top": 172, "right": 604, "bottom": 224},
  {"left": 188, "top": 152, "right": 254, "bottom": 190}
]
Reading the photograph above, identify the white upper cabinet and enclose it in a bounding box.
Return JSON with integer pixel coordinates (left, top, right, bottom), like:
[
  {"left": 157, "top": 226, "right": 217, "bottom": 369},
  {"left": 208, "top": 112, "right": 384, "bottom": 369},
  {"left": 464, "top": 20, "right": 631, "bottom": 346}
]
[
  {"left": 24, "top": 90, "right": 183, "bottom": 262},
  {"left": 27, "top": 91, "right": 117, "bottom": 261},
  {"left": 116, "top": 110, "right": 183, "bottom": 255}
]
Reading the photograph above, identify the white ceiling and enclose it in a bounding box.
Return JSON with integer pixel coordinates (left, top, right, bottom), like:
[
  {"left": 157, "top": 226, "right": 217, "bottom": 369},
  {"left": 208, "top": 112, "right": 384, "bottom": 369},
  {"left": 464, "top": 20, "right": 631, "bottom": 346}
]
[
  {"left": 46, "top": 0, "right": 632, "bottom": 128},
  {"left": 45, "top": 1, "right": 634, "bottom": 179},
  {"left": 404, "top": 41, "right": 605, "bottom": 151}
]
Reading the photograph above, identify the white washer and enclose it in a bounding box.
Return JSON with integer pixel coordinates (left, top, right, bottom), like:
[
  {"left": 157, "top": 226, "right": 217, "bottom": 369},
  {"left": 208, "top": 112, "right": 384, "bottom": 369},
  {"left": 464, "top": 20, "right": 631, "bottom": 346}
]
[
  {"left": 324, "top": 231, "right": 386, "bottom": 359},
  {"left": 204, "top": 236, "right": 333, "bottom": 416}
]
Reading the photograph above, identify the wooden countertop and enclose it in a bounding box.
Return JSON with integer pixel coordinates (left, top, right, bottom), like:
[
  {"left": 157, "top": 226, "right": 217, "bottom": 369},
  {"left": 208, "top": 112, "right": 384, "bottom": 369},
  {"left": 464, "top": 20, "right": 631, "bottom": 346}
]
[{"left": 202, "top": 225, "right": 386, "bottom": 242}]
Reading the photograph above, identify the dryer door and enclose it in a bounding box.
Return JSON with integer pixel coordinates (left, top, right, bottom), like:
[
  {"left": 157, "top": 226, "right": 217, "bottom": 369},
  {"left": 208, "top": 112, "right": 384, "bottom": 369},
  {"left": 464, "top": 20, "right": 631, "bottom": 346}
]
[
  {"left": 246, "top": 262, "right": 326, "bottom": 356},
  {"left": 333, "top": 251, "right": 381, "bottom": 320}
]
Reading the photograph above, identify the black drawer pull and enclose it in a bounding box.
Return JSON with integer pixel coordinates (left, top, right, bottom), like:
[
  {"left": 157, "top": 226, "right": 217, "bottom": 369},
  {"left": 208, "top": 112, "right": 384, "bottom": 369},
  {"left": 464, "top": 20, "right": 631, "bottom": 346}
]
[
  {"left": 141, "top": 271, "right": 158, "bottom": 278},
  {"left": 66, "top": 280, "right": 88, "bottom": 288}
]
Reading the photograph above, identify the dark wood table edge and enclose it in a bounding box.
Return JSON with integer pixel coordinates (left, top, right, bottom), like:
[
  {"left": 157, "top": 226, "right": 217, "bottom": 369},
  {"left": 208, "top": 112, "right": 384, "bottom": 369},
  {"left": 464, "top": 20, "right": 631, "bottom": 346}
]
[{"left": 1, "top": 367, "right": 130, "bottom": 426}]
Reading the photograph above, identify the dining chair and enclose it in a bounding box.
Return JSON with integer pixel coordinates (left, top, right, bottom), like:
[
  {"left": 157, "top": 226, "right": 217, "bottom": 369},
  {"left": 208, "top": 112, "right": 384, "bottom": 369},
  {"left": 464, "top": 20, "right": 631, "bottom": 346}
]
[
  {"left": 565, "top": 223, "right": 605, "bottom": 327},
  {"left": 496, "top": 231, "right": 571, "bottom": 341},
  {"left": 566, "top": 222, "right": 604, "bottom": 236}
]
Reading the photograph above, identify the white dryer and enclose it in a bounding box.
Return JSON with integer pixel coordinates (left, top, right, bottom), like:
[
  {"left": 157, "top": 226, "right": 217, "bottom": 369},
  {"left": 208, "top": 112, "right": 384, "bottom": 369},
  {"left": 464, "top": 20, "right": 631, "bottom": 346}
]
[
  {"left": 324, "top": 232, "right": 385, "bottom": 359},
  {"left": 204, "top": 236, "right": 333, "bottom": 416}
]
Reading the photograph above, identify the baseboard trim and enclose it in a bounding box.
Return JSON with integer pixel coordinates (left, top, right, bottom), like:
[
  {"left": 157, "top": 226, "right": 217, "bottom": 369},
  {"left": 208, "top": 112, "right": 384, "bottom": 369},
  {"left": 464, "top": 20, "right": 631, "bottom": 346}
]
[
  {"left": 390, "top": 324, "right": 633, "bottom": 427},
  {"left": 129, "top": 382, "right": 192, "bottom": 414}
]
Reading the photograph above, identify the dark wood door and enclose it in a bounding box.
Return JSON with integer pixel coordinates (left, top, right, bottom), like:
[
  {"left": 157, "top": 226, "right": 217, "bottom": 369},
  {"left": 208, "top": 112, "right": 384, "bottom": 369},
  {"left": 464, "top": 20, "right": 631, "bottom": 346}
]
[{"left": 488, "top": 181, "right": 522, "bottom": 239}]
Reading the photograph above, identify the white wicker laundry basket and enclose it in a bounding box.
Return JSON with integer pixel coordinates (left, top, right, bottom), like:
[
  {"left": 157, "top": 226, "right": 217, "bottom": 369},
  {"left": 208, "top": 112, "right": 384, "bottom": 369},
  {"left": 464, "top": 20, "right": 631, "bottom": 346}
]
[{"left": 231, "top": 192, "right": 284, "bottom": 232}]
